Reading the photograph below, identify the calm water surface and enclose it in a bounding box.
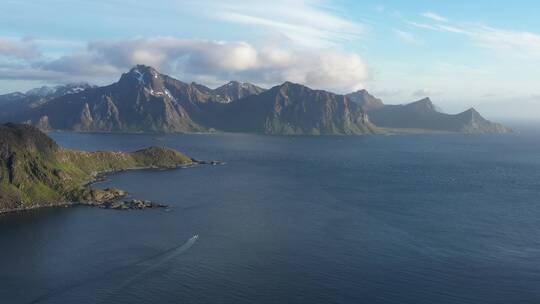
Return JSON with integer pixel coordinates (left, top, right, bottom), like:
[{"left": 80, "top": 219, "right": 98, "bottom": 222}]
[{"left": 1, "top": 132, "right": 540, "bottom": 304}]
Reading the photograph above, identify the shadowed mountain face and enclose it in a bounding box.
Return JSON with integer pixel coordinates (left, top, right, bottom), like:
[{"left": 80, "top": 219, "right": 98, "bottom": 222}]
[
  {"left": 212, "top": 82, "right": 376, "bottom": 135},
  {"left": 0, "top": 65, "right": 509, "bottom": 134},
  {"left": 0, "top": 83, "right": 95, "bottom": 122},
  {"left": 368, "top": 98, "right": 511, "bottom": 133},
  {"left": 7, "top": 66, "right": 213, "bottom": 132},
  {"left": 1, "top": 65, "right": 375, "bottom": 135},
  {"left": 346, "top": 89, "right": 385, "bottom": 111},
  {"left": 3, "top": 66, "right": 270, "bottom": 133},
  {"left": 0, "top": 92, "right": 27, "bottom": 106},
  {"left": 213, "top": 81, "right": 266, "bottom": 103}
]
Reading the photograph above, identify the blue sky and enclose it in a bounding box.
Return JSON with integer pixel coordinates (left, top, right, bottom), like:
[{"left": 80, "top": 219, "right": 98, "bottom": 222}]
[{"left": 1, "top": 0, "right": 540, "bottom": 118}]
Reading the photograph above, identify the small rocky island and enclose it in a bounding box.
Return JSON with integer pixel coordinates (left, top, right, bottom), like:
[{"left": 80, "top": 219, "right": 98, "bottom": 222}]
[
  {"left": 91, "top": 195, "right": 170, "bottom": 210},
  {"left": 0, "top": 123, "right": 212, "bottom": 213}
]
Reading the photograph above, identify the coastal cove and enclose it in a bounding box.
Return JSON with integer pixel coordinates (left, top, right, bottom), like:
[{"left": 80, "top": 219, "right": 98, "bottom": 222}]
[{"left": 1, "top": 131, "right": 540, "bottom": 303}]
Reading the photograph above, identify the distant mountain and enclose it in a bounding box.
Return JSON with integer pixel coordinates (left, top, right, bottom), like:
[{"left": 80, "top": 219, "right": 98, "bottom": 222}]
[
  {"left": 0, "top": 83, "right": 95, "bottom": 121},
  {"left": 213, "top": 82, "right": 376, "bottom": 135},
  {"left": 3, "top": 65, "right": 373, "bottom": 135},
  {"left": 368, "top": 97, "right": 511, "bottom": 133},
  {"left": 0, "top": 92, "right": 27, "bottom": 106},
  {"left": 22, "top": 83, "right": 95, "bottom": 98},
  {"left": 18, "top": 66, "right": 209, "bottom": 132},
  {"left": 213, "top": 81, "right": 266, "bottom": 103},
  {"left": 0, "top": 65, "right": 510, "bottom": 135},
  {"left": 24, "top": 86, "right": 56, "bottom": 97},
  {"left": 346, "top": 89, "right": 384, "bottom": 111}
]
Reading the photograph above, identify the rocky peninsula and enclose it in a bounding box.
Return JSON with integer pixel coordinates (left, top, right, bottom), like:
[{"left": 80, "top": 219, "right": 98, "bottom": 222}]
[{"left": 0, "top": 123, "right": 209, "bottom": 213}]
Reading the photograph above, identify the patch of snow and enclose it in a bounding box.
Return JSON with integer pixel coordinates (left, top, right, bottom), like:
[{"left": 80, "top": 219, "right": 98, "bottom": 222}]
[
  {"left": 164, "top": 88, "right": 176, "bottom": 101},
  {"left": 26, "top": 86, "right": 54, "bottom": 97},
  {"left": 132, "top": 69, "right": 145, "bottom": 85}
]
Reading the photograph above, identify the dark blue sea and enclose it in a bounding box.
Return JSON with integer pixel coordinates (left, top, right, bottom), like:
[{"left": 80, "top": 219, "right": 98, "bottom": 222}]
[{"left": 1, "top": 130, "right": 540, "bottom": 304}]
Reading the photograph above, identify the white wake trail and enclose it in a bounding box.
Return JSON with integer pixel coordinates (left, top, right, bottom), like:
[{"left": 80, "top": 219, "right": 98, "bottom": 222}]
[
  {"left": 118, "top": 235, "right": 199, "bottom": 289},
  {"left": 99, "top": 234, "right": 199, "bottom": 303},
  {"left": 27, "top": 235, "right": 200, "bottom": 304}
]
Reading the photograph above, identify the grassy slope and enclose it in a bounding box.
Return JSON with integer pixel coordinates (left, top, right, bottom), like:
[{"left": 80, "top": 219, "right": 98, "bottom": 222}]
[{"left": 0, "top": 123, "right": 194, "bottom": 212}]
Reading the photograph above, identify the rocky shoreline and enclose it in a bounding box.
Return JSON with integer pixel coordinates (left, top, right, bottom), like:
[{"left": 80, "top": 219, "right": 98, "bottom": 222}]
[
  {"left": 83, "top": 187, "right": 169, "bottom": 211},
  {"left": 92, "top": 199, "right": 169, "bottom": 210},
  {"left": 0, "top": 199, "right": 170, "bottom": 214},
  {"left": 84, "top": 161, "right": 226, "bottom": 211},
  {"left": 86, "top": 160, "right": 225, "bottom": 186},
  {"left": 0, "top": 202, "right": 74, "bottom": 214},
  {"left": 0, "top": 160, "right": 226, "bottom": 215},
  {"left": 0, "top": 123, "right": 223, "bottom": 214}
]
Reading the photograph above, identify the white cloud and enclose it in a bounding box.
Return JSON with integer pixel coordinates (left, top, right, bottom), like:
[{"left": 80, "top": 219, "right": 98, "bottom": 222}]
[
  {"left": 407, "top": 20, "right": 465, "bottom": 33},
  {"left": 193, "top": 0, "right": 365, "bottom": 48},
  {"left": 421, "top": 11, "right": 447, "bottom": 22},
  {"left": 41, "top": 52, "right": 120, "bottom": 77},
  {"left": 394, "top": 29, "right": 423, "bottom": 45},
  {"left": 0, "top": 1, "right": 369, "bottom": 93},
  {"left": 473, "top": 26, "right": 540, "bottom": 58},
  {"left": 408, "top": 18, "right": 540, "bottom": 59},
  {"left": 436, "top": 24, "right": 468, "bottom": 34},
  {"left": 0, "top": 37, "right": 369, "bottom": 93},
  {"left": 0, "top": 37, "right": 40, "bottom": 59},
  {"left": 412, "top": 89, "right": 441, "bottom": 97}
]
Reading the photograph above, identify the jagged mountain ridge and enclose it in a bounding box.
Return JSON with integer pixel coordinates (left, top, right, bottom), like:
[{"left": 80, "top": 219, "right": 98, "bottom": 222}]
[
  {"left": 0, "top": 92, "right": 27, "bottom": 106},
  {"left": 0, "top": 65, "right": 510, "bottom": 134},
  {"left": 367, "top": 97, "right": 511, "bottom": 133},
  {"left": 346, "top": 89, "right": 385, "bottom": 111},
  {"left": 0, "top": 83, "right": 95, "bottom": 121},
  {"left": 6, "top": 66, "right": 271, "bottom": 133},
  {"left": 25, "top": 83, "right": 95, "bottom": 98},
  {"left": 9, "top": 66, "right": 213, "bottom": 132},
  {"left": 5, "top": 65, "right": 375, "bottom": 134},
  {"left": 213, "top": 81, "right": 266, "bottom": 103},
  {"left": 210, "top": 82, "right": 376, "bottom": 134}
]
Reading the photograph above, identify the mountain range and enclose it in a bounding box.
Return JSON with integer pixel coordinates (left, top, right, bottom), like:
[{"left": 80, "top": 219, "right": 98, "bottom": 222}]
[
  {"left": 0, "top": 65, "right": 510, "bottom": 135},
  {"left": 367, "top": 98, "right": 510, "bottom": 133}
]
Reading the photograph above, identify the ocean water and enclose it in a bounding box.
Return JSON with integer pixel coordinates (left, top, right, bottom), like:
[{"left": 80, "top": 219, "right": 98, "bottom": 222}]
[{"left": 1, "top": 132, "right": 540, "bottom": 304}]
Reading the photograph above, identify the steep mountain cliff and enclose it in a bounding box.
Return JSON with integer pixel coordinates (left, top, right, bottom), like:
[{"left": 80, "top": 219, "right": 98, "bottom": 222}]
[
  {"left": 0, "top": 83, "right": 95, "bottom": 122},
  {"left": 368, "top": 98, "right": 511, "bottom": 133},
  {"left": 214, "top": 82, "right": 376, "bottom": 135},
  {"left": 0, "top": 65, "right": 510, "bottom": 135},
  {"left": 213, "top": 81, "right": 266, "bottom": 103},
  {"left": 6, "top": 66, "right": 268, "bottom": 133},
  {"left": 346, "top": 89, "right": 385, "bottom": 111},
  {"left": 3, "top": 66, "right": 375, "bottom": 135},
  {"left": 0, "top": 123, "right": 194, "bottom": 212},
  {"left": 15, "top": 66, "right": 210, "bottom": 132}
]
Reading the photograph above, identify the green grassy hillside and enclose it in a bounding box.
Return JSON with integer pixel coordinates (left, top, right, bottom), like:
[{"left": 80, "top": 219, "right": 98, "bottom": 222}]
[{"left": 0, "top": 123, "right": 194, "bottom": 212}]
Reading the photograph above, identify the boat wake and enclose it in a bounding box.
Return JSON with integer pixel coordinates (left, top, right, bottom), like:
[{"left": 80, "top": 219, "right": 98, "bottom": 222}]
[
  {"left": 26, "top": 235, "right": 199, "bottom": 304},
  {"left": 113, "top": 234, "right": 199, "bottom": 291}
]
